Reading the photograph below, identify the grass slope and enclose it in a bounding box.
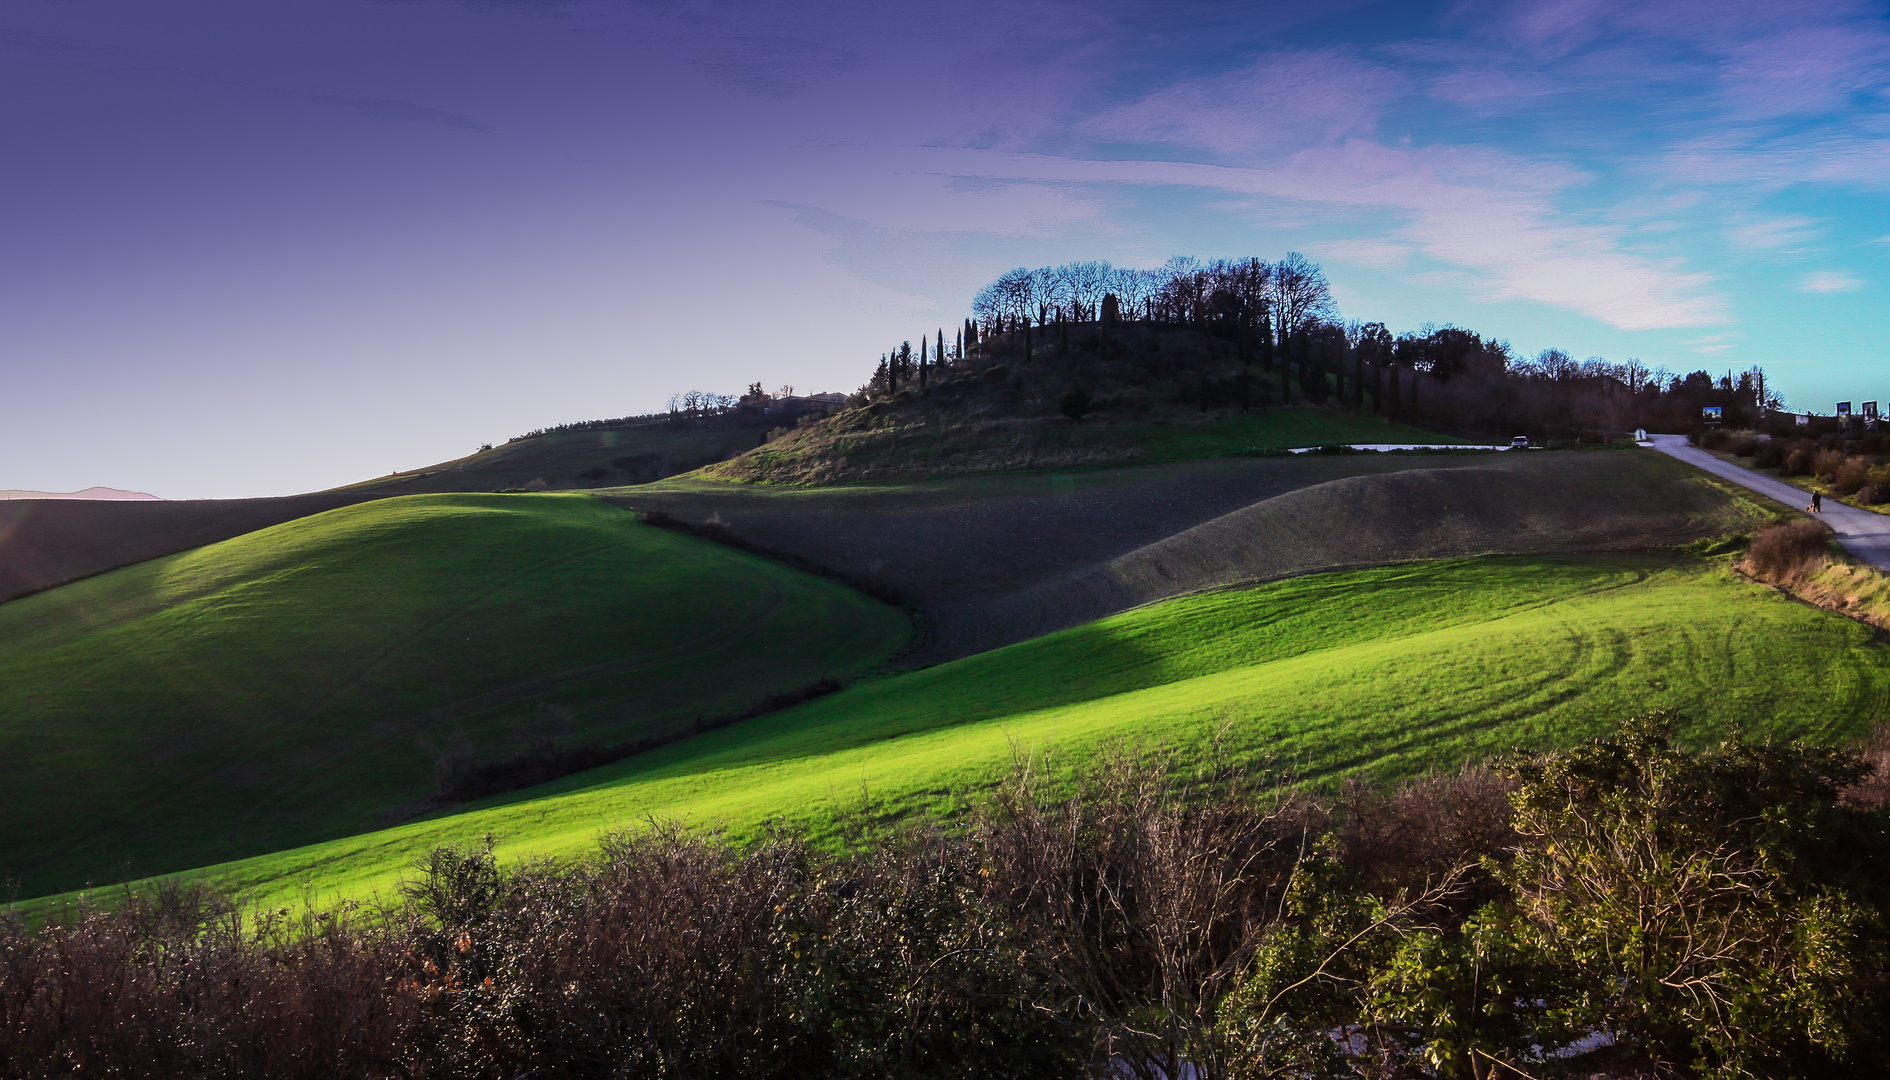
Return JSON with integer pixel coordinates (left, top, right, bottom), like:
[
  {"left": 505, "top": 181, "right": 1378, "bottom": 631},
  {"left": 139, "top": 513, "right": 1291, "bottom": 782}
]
[
  {"left": 622, "top": 449, "right": 1770, "bottom": 662},
  {"left": 0, "top": 493, "right": 912, "bottom": 898},
  {"left": 57, "top": 553, "right": 1888, "bottom": 914},
  {"left": 703, "top": 406, "right": 1448, "bottom": 485},
  {"left": 346, "top": 420, "right": 764, "bottom": 496}
]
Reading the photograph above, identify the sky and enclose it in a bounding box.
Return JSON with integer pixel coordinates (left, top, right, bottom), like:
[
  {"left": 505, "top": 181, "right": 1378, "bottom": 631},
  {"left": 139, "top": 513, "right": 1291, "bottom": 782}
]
[{"left": 2, "top": 0, "right": 1886, "bottom": 498}]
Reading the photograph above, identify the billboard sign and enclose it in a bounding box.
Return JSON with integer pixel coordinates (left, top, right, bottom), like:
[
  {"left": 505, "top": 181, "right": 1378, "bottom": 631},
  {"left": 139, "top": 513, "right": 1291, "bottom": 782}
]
[
  {"left": 1798, "top": 413, "right": 1811, "bottom": 425},
  {"left": 1838, "top": 401, "right": 1852, "bottom": 417},
  {"left": 1702, "top": 406, "right": 1723, "bottom": 424},
  {"left": 1865, "top": 402, "right": 1880, "bottom": 423}
]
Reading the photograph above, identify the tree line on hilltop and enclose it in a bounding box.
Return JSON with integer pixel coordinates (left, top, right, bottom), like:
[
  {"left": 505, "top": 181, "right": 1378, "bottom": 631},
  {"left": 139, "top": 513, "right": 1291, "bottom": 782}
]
[
  {"left": 857, "top": 254, "right": 1785, "bottom": 441},
  {"left": 505, "top": 253, "right": 1794, "bottom": 450}
]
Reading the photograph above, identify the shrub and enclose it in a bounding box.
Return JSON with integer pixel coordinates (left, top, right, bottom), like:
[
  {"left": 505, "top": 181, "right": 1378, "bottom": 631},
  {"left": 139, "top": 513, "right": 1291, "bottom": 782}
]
[
  {"left": 1783, "top": 448, "right": 1815, "bottom": 476},
  {"left": 1753, "top": 441, "right": 1787, "bottom": 469},
  {"left": 1057, "top": 384, "right": 1092, "bottom": 422},
  {"left": 1729, "top": 434, "right": 1762, "bottom": 457},
  {"left": 9, "top": 727, "right": 1890, "bottom": 1078},
  {"left": 1699, "top": 428, "right": 1732, "bottom": 450},
  {"left": 1745, "top": 519, "right": 1831, "bottom": 579},
  {"left": 1815, "top": 449, "right": 1849, "bottom": 482},
  {"left": 1832, "top": 455, "right": 1874, "bottom": 497},
  {"left": 1861, "top": 482, "right": 1890, "bottom": 506},
  {"left": 1496, "top": 711, "right": 1890, "bottom": 1076}
]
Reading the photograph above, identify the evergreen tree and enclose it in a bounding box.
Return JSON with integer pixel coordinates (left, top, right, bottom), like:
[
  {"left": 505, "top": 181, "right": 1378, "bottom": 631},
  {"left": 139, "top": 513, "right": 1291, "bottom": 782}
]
[
  {"left": 1331, "top": 332, "right": 1344, "bottom": 403},
  {"left": 919, "top": 337, "right": 928, "bottom": 388},
  {"left": 937, "top": 328, "right": 946, "bottom": 372}
]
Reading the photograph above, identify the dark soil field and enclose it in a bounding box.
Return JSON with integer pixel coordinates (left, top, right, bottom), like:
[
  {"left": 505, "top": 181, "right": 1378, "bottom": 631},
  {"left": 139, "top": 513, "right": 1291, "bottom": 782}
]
[{"left": 611, "top": 449, "right": 1768, "bottom": 661}]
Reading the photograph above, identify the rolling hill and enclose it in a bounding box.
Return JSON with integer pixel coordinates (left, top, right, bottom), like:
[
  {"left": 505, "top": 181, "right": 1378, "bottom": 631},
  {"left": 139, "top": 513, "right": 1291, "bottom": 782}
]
[
  {"left": 618, "top": 448, "right": 1773, "bottom": 660},
  {"left": 43, "top": 551, "right": 1887, "bottom": 915},
  {"left": 0, "top": 493, "right": 912, "bottom": 898}
]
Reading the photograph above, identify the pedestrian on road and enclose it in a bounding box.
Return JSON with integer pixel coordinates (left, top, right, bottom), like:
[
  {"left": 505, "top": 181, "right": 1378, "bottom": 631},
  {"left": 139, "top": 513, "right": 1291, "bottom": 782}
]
[{"left": 1811, "top": 491, "right": 1823, "bottom": 513}]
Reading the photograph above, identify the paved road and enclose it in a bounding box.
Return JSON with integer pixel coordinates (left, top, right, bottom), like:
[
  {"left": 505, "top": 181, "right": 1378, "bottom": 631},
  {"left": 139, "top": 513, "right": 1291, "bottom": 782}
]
[{"left": 1647, "top": 433, "right": 1890, "bottom": 571}]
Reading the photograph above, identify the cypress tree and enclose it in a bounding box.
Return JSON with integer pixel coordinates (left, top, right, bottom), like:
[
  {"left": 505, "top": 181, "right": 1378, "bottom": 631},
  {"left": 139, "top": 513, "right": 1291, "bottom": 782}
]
[
  {"left": 937, "top": 328, "right": 945, "bottom": 372},
  {"left": 1410, "top": 366, "right": 1421, "bottom": 423},
  {"left": 956, "top": 327, "right": 964, "bottom": 365},
  {"left": 919, "top": 337, "right": 928, "bottom": 388}
]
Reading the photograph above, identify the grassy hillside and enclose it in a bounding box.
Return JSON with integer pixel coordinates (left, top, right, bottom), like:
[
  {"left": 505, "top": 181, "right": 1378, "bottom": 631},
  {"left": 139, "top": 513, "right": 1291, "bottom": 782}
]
[
  {"left": 346, "top": 419, "right": 765, "bottom": 496},
  {"left": 624, "top": 448, "right": 1772, "bottom": 661},
  {"left": 0, "top": 493, "right": 912, "bottom": 898},
  {"left": 703, "top": 406, "right": 1449, "bottom": 485},
  {"left": 0, "top": 490, "right": 382, "bottom": 605},
  {"left": 49, "top": 552, "right": 1887, "bottom": 914}
]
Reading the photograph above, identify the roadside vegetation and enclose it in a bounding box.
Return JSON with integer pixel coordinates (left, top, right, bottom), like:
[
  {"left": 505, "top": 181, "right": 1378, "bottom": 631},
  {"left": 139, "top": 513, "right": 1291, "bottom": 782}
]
[
  {"left": 1737, "top": 517, "right": 1890, "bottom": 632},
  {"left": 7, "top": 712, "right": 1890, "bottom": 1079},
  {"left": 1700, "top": 426, "right": 1890, "bottom": 512},
  {"left": 0, "top": 493, "right": 910, "bottom": 899},
  {"left": 31, "top": 551, "right": 1883, "bottom": 919}
]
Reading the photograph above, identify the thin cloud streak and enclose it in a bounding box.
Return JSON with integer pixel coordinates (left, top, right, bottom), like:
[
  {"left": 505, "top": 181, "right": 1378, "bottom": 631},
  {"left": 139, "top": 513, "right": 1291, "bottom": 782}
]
[
  {"left": 1802, "top": 270, "right": 1864, "bottom": 293},
  {"left": 910, "top": 143, "right": 1727, "bottom": 330}
]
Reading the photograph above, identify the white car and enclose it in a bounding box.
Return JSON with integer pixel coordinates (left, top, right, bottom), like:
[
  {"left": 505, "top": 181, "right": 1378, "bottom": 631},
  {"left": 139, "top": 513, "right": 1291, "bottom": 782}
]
[{"left": 1510, "top": 436, "right": 1531, "bottom": 449}]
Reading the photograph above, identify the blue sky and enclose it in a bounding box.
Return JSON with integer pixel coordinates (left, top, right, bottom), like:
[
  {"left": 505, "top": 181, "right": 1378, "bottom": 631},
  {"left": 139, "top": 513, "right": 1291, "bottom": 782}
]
[{"left": 2, "top": 0, "right": 1885, "bottom": 497}]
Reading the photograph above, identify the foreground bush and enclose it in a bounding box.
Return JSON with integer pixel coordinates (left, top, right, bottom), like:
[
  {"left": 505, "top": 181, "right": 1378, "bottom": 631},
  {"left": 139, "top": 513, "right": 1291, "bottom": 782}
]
[
  {"left": 1745, "top": 519, "right": 1831, "bottom": 580},
  {"left": 5, "top": 721, "right": 1890, "bottom": 1078}
]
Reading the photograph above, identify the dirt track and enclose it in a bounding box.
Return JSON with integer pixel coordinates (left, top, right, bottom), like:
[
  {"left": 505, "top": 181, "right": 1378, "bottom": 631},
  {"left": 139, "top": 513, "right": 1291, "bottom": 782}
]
[{"left": 610, "top": 450, "right": 1761, "bottom": 662}]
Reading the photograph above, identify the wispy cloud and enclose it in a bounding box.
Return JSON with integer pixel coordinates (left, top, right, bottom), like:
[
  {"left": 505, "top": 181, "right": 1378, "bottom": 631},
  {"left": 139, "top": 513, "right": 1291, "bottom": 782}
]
[
  {"left": 1727, "top": 216, "right": 1821, "bottom": 251},
  {"left": 1308, "top": 237, "right": 1415, "bottom": 270},
  {"left": 1088, "top": 50, "right": 1404, "bottom": 160},
  {"left": 926, "top": 141, "right": 1726, "bottom": 330},
  {"left": 1802, "top": 270, "right": 1864, "bottom": 293}
]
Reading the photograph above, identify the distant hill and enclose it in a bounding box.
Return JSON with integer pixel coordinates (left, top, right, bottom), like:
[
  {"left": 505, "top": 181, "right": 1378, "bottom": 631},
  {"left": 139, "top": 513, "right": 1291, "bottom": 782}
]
[
  {"left": 0, "top": 492, "right": 911, "bottom": 898},
  {"left": 345, "top": 415, "right": 779, "bottom": 497},
  {"left": 626, "top": 447, "right": 1771, "bottom": 661},
  {"left": 704, "top": 322, "right": 1475, "bottom": 485},
  {"left": 0, "top": 411, "right": 814, "bottom": 604},
  {"left": 0, "top": 486, "right": 160, "bottom": 501}
]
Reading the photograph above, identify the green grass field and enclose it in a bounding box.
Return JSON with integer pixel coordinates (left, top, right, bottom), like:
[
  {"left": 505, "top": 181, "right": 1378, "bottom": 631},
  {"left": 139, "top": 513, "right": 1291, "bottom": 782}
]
[
  {"left": 0, "top": 493, "right": 912, "bottom": 898},
  {"left": 1131, "top": 409, "right": 1455, "bottom": 462},
  {"left": 45, "top": 552, "right": 1886, "bottom": 915},
  {"left": 342, "top": 419, "right": 765, "bottom": 495}
]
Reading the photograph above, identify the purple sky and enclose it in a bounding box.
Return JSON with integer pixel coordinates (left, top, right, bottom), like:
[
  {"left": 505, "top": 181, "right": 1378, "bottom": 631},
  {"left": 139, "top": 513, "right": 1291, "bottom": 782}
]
[{"left": 3, "top": 0, "right": 1886, "bottom": 498}]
